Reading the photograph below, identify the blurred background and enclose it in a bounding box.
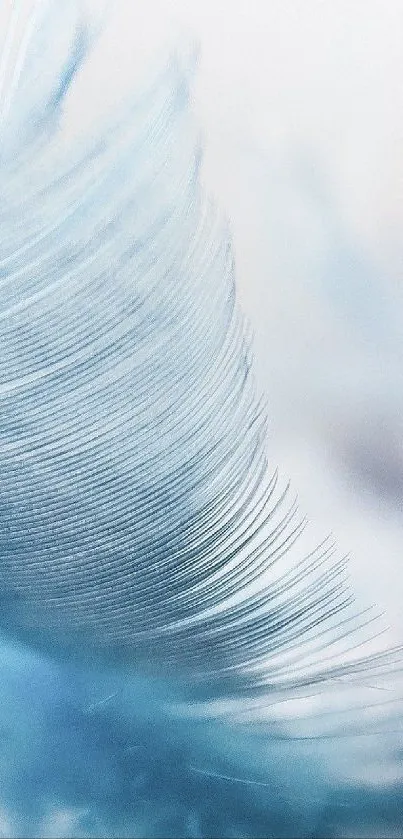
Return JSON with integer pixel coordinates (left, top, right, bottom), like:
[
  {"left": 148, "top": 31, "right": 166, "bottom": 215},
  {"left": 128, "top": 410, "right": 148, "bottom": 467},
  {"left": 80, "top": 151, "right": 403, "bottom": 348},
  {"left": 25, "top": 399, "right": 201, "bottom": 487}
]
[{"left": 73, "top": 0, "right": 403, "bottom": 638}]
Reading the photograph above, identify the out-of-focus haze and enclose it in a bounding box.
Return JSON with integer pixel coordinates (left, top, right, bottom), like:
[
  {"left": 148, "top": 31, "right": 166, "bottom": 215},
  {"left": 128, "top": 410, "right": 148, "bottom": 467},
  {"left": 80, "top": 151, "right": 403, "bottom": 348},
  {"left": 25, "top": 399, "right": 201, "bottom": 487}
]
[{"left": 73, "top": 0, "right": 403, "bottom": 638}]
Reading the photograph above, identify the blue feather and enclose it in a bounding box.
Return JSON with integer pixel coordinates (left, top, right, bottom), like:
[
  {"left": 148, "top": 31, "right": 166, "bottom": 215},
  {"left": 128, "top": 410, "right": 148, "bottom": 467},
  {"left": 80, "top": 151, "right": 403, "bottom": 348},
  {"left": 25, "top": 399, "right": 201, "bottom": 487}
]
[{"left": 0, "top": 3, "right": 401, "bottom": 836}]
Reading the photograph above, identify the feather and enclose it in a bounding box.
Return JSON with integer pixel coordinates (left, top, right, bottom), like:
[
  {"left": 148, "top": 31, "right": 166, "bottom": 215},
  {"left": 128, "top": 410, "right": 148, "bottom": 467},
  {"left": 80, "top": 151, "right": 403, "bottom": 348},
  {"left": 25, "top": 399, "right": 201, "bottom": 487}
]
[{"left": 0, "top": 3, "right": 401, "bottom": 836}]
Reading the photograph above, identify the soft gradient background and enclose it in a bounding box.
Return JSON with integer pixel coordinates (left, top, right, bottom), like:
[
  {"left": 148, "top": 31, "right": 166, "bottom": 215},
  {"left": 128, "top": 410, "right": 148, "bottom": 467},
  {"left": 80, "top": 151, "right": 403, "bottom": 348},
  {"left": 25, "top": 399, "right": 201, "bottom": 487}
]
[{"left": 71, "top": 0, "right": 403, "bottom": 636}]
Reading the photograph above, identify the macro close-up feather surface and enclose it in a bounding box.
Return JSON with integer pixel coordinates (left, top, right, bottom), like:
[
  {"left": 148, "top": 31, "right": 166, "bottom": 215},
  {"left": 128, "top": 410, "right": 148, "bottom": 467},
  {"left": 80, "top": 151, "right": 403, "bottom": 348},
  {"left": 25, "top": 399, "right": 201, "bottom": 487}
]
[{"left": 0, "top": 1, "right": 402, "bottom": 836}]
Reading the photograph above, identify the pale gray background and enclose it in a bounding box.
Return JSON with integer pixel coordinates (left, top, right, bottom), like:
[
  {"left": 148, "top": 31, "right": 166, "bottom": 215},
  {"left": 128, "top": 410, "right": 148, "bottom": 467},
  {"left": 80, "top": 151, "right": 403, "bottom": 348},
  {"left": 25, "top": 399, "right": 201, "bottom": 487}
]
[{"left": 69, "top": 0, "right": 403, "bottom": 640}]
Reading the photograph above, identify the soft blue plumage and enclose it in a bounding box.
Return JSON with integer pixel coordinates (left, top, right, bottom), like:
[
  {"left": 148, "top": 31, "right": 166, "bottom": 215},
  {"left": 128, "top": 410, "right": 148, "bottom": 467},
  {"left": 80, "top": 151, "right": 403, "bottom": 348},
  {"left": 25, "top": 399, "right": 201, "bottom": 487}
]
[{"left": 0, "top": 2, "right": 401, "bottom": 836}]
